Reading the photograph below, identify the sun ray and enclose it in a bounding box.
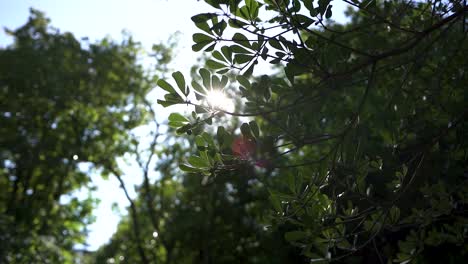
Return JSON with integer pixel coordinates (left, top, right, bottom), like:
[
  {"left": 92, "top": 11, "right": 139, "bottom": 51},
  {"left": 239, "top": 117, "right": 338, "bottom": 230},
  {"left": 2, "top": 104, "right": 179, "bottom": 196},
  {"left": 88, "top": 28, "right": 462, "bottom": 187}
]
[{"left": 205, "top": 90, "right": 235, "bottom": 112}]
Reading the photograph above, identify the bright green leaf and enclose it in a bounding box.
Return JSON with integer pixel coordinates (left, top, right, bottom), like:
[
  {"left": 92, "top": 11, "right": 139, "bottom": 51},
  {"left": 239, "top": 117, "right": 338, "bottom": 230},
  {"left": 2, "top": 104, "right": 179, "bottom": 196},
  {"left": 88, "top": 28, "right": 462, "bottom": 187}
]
[{"left": 168, "top": 112, "right": 189, "bottom": 123}]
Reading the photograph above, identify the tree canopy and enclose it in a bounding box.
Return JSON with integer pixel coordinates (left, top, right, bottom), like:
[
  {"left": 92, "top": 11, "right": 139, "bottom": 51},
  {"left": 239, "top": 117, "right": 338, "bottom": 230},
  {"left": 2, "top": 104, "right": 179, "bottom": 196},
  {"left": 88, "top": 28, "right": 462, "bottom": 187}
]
[
  {"left": 148, "top": 0, "right": 467, "bottom": 263},
  {"left": 0, "top": 9, "right": 159, "bottom": 263},
  {"left": 1, "top": 1, "right": 467, "bottom": 264}
]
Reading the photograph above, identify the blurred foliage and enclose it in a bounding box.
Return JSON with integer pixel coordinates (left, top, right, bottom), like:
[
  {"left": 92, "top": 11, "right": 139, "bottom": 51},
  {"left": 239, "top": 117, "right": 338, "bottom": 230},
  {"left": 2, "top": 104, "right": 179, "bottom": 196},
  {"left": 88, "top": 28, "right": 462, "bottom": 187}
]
[
  {"left": 94, "top": 130, "right": 304, "bottom": 263},
  {"left": 0, "top": 9, "right": 159, "bottom": 263}
]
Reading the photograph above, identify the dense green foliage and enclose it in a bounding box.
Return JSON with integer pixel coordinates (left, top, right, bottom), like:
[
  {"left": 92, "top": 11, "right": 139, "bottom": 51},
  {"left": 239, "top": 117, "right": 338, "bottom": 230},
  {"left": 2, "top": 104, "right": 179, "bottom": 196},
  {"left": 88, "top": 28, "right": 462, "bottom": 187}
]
[
  {"left": 147, "top": 0, "right": 467, "bottom": 263},
  {"left": 0, "top": 9, "right": 158, "bottom": 263}
]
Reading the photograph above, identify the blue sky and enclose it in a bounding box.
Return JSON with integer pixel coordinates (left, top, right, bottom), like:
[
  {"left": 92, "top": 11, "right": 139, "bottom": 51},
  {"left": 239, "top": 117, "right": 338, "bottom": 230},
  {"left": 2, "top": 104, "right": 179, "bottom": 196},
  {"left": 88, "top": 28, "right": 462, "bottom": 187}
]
[
  {"left": 0, "top": 0, "right": 350, "bottom": 251},
  {"left": 0, "top": 0, "right": 214, "bottom": 72}
]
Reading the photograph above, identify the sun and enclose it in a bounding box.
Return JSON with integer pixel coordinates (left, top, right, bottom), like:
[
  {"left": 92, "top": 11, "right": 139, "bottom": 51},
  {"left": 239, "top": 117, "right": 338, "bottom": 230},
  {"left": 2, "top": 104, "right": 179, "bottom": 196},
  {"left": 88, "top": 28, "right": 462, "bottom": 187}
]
[{"left": 205, "top": 90, "right": 235, "bottom": 112}]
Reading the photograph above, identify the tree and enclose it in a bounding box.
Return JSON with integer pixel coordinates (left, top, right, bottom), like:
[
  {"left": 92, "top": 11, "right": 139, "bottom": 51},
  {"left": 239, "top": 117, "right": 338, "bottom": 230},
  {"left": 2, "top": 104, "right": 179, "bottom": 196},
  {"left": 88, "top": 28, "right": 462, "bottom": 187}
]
[
  {"left": 0, "top": 9, "right": 161, "bottom": 263},
  {"left": 155, "top": 0, "right": 467, "bottom": 263}
]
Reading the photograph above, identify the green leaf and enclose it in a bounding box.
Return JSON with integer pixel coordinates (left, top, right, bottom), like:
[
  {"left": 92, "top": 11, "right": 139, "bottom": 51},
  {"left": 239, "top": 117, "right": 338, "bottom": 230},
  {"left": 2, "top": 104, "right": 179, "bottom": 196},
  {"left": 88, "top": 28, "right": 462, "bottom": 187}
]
[
  {"left": 317, "top": 0, "right": 331, "bottom": 15},
  {"left": 285, "top": 61, "right": 307, "bottom": 83},
  {"left": 157, "top": 79, "right": 176, "bottom": 94},
  {"left": 180, "top": 164, "right": 203, "bottom": 173},
  {"left": 214, "top": 153, "right": 223, "bottom": 164},
  {"left": 199, "top": 68, "right": 211, "bottom": 90},
  {"left": 207, "top": 59, "right": 227, "bottom": 70},
  {"left": 237, "top": 6, "right": 251, "bottom": 21},
  {"left": 194, "top": 21, "right": 212, "bottom": 34},
  {"left": 202, "top": 132, "right": 215, "bottom": 146},
  {"left": 212, "top": 50, "right": 227, "bottom": 62},
  {"left": 303, "top": 0, "right": 314, "bottom": 10},
  {"left": 192, "top": 33, "right": 215, "bottom": 51},
  {"left": 168, "top": 121, "right": 186, "bottom": 128},
  {"left": 389, "top": 206, "right": 400, "bottom": 224},
  {"left": 192, "top": 80, "right": 207, "bottom": 95},
  {"left": 269, "top": 58, "right": 282, "bottom": 64},
  {"left": 245, "top": 0, "right": 260, "bottom": 19},
  {"left": 157, "top": 99, "right": 176, "bottom": 108},
  {"left": 325, "top": 5, "right": 333, "bottom": 19},
  {"left": 290, "top": 0, "right": 301, "bottom": 12},
  {"left": 205, "top": 0, "right": 222, "bottom": 9},
  {"left": 188, "top": 155, "right": 210, "bottom": 168},
  {"left": 243, "top": 61, "right": 256, "bottom": 77},
  {"left": 212, "top": 75, "right": 221, "bottom": 89},
  {"left": 217, "top": 126, "right": 226, "bottom": 145},
  {"left": 233, "top": 33, "right": 251, "bottom": 48},
  {"left": 193, "top": 33, "right": 214, "bottom": 43},
  {"left": 228, "top": 18, "right": 248, "bottom": 28},
  {"left": 235, "top": 53, "right": 253, "bottom": 64},
  {"left": 192, "top": 41, "right": 211, "bottom": 52},
  {"left": 195, "top": 105, "right": 208, "bottom": 113},
  {"left": 251, "top": 41, "right": 259, "bottom": 51},
  {"left": 205, "top": 43, "right": 216, "bottom": 52},
  {"left": 236, "top": 75, "right": 251, "bottom": 89},
  {"left": 249, "top": 120, "right": 259, "bottom": 138},
  {"left": 172, "top": 71, "right": 187, "bottom": 96},
  {"left": 195, "top": 135, "right": 205, "bottom": 147},
  {"left": 261, "top": 46, "right": 269, "bottom": 60},
  {"left": 220, "top": 75, "right": 229, "bottom": 88},
  {"left": 268, "top": 39, "right": 283, "bottom": 50},
  {"left": 231, "top": 44, "right": 251, "bottom": 54},
  {"left": 200, "top": 150, "right": 212, "bottom": 166},
  {"left": 269, "top": 191, "right": 282, "bottom": 212},
  {"left": 217, "top": 68, "right": 229, "bottom": 74},
  {"left": 191, "top": 13, "right": 217, "bottom": 23},
  {"left": 294, "top": 14, "right": 314, "bottom": 27},
  {"left": 221, "top": 46, "right": 233, "bottom": 62},
  {"left": 176, "top": 124, "right": 192, "bottom": 135},
  {"left": 164, "top": 93, "right": 178, "bottom": 101},
  {"left": 240, "top": 123, "right": 251, "bottom": 137},
  {"left": 168, "top": 112, "right": 189, "bottom": 123},
  {"left": 212, "top": 20, "right": 227, "bottom": 36}
]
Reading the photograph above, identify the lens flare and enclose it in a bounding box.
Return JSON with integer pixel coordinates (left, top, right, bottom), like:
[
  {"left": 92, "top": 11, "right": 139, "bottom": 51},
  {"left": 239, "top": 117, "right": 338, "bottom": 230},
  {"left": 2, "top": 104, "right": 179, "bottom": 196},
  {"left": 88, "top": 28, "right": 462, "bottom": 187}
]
[{"left": 205, "top": 90, "right": 235, "bottom": 112}]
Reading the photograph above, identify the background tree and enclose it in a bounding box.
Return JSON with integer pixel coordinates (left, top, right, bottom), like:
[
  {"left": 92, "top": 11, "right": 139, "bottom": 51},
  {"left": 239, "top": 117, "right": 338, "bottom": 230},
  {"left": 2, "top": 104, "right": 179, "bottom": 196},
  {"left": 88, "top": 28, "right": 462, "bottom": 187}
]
[
  {"left": 94, "top": 106, "right": 305, "bottom": 263},
  {"left": 155, "top": 0, "right": 467, "bottom": 263},
  {"left": 0, "top": 9, "right": 162, "bottom": 263}
]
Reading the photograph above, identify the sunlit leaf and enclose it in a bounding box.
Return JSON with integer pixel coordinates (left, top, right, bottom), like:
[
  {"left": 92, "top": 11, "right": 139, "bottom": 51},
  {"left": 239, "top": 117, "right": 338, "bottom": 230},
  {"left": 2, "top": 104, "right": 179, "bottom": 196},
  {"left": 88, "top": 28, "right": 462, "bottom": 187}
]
[
  {"left": 172, "top": 71, "right": 187, "bottom": 96},
  {"left": 180, "top": 164, "right": 203, "bottom": 172},
  {"left": 157, "top": 79, "right": 176, "bottom": 94},
  {"left": 188, "top": 155, "right": 210, "bottom": 168},
  {"left": 168, "top": 112, "right": 189, "bottom": 123}
]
